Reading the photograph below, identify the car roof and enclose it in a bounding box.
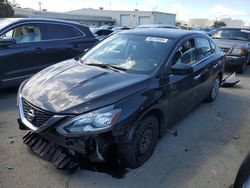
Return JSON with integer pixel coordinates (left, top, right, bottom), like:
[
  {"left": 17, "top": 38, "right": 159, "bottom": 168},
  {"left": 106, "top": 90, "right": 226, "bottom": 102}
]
[
  {"left": 217, "top": 27, "right": 250, "bottom": 31},
  {"left": 136, "top": 24, "right": 179, "bottom": 29},
  {"left": 1, "top": 18, "right": 83, "bottom": 27},
  {"left": 119, "top": 28, "right": 206, "bottom": 40}
]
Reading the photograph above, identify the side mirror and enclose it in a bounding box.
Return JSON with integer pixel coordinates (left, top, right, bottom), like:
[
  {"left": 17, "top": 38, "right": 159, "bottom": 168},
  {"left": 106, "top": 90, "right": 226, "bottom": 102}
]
[
  {"left": 0, "top": 38, "right": 16, "bottom": 46},
  {"left": 171, "top": 63, "right": 193, "bottom": 75}
]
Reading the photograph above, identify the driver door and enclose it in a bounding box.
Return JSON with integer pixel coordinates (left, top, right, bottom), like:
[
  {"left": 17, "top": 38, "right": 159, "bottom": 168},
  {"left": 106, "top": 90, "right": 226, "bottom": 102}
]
[{"left": 163, "top": 38, "right": 199, "bottom": 124}]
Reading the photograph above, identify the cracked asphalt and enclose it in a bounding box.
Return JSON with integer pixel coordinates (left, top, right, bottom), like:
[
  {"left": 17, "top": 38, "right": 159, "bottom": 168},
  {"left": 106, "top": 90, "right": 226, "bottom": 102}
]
[{"left": 0, "top": 67, "right": 250, "bottom": 188}]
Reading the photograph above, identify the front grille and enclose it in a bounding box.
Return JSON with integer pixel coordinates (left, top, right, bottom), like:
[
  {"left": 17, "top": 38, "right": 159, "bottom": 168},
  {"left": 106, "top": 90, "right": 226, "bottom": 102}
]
[
  {"left": 219, "top": 47, "right": 231, "bottom": 54},
  {"left": 22, "top": 99, "right": 54, "bottom": 127}
]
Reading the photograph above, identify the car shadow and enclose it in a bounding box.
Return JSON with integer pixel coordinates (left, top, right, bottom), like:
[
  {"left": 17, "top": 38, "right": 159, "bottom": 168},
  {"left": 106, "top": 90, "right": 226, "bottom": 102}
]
[{"left": 0, "top": 87, "right": 18, "bottom": 113}]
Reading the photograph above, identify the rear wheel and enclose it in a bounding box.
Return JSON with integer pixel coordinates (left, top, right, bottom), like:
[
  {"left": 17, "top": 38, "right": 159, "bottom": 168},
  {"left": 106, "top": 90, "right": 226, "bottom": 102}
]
[
  {"left": 205, "top": 75, "right": 220, "bottom": 103},
  {"left": 117, "top": 116, "right": 159, "bottom": 168}
]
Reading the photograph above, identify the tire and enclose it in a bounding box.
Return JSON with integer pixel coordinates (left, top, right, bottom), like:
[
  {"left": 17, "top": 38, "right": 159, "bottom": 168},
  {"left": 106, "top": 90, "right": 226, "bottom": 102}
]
[
  {"left": 116, "top": 116, "right": 159, "bottom": 169},
  {"left": 237, "top": 59, "right": 247, "bottom": 74},
  {"left": 205, "top": 75, "right": 220, "bottom": 103}
]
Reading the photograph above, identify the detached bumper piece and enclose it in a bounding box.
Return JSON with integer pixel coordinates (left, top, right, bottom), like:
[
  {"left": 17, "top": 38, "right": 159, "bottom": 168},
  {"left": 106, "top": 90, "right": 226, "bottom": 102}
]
[
  {"left": 221, "top": 72, "right": 240, "bottom": 87},
  {"left": 23, "top": 131, "right": 79, "bottom": 170}
]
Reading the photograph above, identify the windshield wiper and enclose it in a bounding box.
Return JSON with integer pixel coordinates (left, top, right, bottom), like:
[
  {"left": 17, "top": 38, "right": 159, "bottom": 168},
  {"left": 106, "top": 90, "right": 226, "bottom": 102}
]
[{"left": 85, "top": 63, "right": 127, "bottom": 72}]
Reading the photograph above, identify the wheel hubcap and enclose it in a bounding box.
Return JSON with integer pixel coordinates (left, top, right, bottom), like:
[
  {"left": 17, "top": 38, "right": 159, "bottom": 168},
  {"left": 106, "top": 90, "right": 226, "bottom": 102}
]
[{"left": 136, "top": 127, "right": 153, "bottom": 156}]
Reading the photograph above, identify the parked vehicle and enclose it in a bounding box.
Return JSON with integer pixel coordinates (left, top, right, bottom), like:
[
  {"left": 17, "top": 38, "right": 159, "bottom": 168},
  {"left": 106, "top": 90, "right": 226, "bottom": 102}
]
[
  {"left": 136, "top": 24, "right": 180, "bottom": 29},
  {"left": 18, "top": 29, "right": 224, "bottom": 170},
  {"left": 90, "top": 28, "right": 113, "bottom": 40},
  {"left": 0, "top": 18, "right": 98, "bottom": 89},
  {"left": 233, "top": 151, "right": 250, "bottom": 188},
  {"left": 112, "top": 26, "right": 131, "bottom": 31},
  {"left": 212, "top": 28, "right": 250, "bottom": 73}
]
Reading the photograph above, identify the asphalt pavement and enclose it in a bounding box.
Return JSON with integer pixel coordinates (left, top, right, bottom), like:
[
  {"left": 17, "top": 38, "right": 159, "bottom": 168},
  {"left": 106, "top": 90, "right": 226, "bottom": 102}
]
[{"left": 0, "top": 67, "right": 250, "bottom": 188}]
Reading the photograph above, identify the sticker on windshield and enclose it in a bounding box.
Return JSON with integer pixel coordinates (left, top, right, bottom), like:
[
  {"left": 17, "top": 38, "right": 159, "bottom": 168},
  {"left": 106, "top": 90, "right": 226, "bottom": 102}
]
[
  {"left": 241, "top": 29, "right": 250, "bottom": 33},
  {"left": 146, "top": 37, "right": 168, "bottom": 43}
]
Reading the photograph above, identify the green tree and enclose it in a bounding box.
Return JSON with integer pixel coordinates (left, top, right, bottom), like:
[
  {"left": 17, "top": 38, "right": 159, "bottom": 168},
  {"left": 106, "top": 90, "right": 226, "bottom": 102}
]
[
  {"left": 213, "top": 21, "right": 226, "bottom": 28},
  {"left": 0, "top": 0, "right": 14, "bottom": 18}
]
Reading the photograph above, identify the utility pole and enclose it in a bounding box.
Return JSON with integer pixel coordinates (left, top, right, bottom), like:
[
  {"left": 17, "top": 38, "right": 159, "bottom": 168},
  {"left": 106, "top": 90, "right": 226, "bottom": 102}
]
[{"left": 38, "top": 1, "right": 42, "bottom": 11}]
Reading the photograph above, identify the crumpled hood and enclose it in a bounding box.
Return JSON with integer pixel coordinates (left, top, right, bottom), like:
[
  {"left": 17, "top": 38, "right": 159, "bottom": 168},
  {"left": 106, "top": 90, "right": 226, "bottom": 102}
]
[
  {"left": 213, "top": 39, "right": 249, "bottom": 49},
  {"left": 21, "top": 59, "right": 150, "bottom": 114}
]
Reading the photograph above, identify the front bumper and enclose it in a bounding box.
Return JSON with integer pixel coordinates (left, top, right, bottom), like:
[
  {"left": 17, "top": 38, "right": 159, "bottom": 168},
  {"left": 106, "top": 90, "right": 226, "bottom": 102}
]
[
  {"left": 23, "top": 131, "right": 79, "bottom": 169},
  {"left": 225, "top": 55, "right": 246, "bottom": 67},
  {"left": 17, "top": 95, "right": 132, "bottom": 169}
]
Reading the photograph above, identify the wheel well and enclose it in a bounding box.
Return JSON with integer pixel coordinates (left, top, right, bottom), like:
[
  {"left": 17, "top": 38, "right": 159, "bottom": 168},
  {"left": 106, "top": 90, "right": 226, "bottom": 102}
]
[{"left": 142, "top": 109, "right": 165, "bottom": 137}]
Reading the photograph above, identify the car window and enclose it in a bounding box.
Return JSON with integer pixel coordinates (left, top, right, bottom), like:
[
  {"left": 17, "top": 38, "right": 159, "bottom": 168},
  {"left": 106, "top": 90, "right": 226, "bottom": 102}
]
[
  {"left": 212, "top": 29, "right": 250, "bottom": 41},
  {"left": 44, "top": 24, "right": 83, "bottom": 40},
  {"left": 96, "top": 30, "right": 104, "bottom": 36},
  {"left": 0, "top": 24, "right": 42, "bottom": 43},
  {"left": 196, "top": 37, "right": 212, "bottom": 60},
  {"left": 82, "top": 34, "right": 173, "bottom": 74},
  {"left": 210, "top": 40, "right": 217, "bottom": 52},
  {"left": 103, "top": 30, "right": 113, "bottom": 35},
  {"left": 172, "top": 39, "right": 196, "bottom": 65}
]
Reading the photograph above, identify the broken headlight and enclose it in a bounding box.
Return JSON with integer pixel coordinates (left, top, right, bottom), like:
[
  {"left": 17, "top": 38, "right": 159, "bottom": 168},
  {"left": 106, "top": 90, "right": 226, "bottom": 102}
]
[{"left": 56, "top": 105, "right": 121, "bottom": 136}]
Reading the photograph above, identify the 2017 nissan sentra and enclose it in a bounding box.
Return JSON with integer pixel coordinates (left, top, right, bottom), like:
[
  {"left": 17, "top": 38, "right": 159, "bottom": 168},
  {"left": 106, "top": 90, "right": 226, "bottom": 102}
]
[
  {"left": 0, "top": 18, "right": 98, "bottom": 89},
  {"left": 17, "top": 29, "right": 224, "bottom": 169}
]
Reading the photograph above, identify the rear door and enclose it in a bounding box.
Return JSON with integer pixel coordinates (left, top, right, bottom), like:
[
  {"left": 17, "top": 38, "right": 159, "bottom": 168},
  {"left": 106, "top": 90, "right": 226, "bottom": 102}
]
[
  {"left": 0, "top": 23, "right": 44, "bottom": 87},
  {"left": 193, "top": 37, "right": 218, "bottom": 101}
]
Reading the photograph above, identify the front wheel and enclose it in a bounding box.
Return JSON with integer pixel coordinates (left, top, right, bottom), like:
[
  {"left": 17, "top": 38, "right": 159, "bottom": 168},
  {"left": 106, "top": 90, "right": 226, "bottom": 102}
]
[
  {"left": 116, "top": 116, "right": 159, "bottom": 168},
  {"left": 205, "top": 75, "right": 221, "bottom": 103}
]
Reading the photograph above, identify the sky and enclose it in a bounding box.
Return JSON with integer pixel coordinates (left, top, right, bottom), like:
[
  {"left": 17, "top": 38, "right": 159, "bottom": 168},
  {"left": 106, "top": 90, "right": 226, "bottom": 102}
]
[{"left": 15, "top": 0, "right": 250, "bottom": 25}]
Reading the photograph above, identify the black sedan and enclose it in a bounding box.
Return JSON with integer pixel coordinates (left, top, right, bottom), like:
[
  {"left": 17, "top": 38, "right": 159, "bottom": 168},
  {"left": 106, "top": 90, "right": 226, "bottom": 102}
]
[
  {"left": 17, "top": 29, "right": 224, "bottom": 169},
  {"left": 0, "top": 18, "right": 98, "bottom": 89},
  {"left": 212, "top": 28, "right": 250, "bottom": 73},
  {"left": 136, "top": 24, "right": 180, "bottom": 29}
]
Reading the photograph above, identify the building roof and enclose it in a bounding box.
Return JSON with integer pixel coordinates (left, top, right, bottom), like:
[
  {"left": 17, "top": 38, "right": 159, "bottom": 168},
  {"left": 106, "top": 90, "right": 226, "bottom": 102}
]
[
  {"left": 14, "top": 8, "right": 115, "bottom": 22},
  {"left": 67, "top": 8, "right": 176, "bottom": 16}
]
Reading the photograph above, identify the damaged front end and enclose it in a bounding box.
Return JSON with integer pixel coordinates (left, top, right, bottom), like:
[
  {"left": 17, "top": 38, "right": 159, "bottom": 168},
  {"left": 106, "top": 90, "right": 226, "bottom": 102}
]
[
  {"left": 17, "top": 94, "right": 120, "bottom": 170},
  {"left": 21, "top": 130, "right": 114, "bottom": 170}
]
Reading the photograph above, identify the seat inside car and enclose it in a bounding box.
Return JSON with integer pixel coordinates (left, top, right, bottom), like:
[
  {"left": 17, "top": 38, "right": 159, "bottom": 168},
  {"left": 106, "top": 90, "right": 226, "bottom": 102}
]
[
  {"left": 19, "top": 27, "right": 37, "bottom": 43},
  {"left": 33, "top": 27, "right": 41, "bottom": 41}
]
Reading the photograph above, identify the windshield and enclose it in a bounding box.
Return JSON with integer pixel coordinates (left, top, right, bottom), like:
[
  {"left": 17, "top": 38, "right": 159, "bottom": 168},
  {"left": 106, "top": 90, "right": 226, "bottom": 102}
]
[
  {"left": 212, "top": 29, "right": 250, "bottom": 41},
  {"left": 81, "top": 33, "right": 172, "bottom": 74}
]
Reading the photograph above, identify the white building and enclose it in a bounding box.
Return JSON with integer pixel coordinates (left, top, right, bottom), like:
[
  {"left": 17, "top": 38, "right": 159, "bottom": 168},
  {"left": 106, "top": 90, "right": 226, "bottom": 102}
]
[
  {"left": 220, "top": 18, "right": 245, "bottom": 28},
  {"left": 188, "top": 18, "right": 213, "bottom": 28},
  {"left": 67, "top": 8, "right": 176, "bottom": 27},
  {"left": 14, "top": 8, "right": 115, "bottom": 26}
]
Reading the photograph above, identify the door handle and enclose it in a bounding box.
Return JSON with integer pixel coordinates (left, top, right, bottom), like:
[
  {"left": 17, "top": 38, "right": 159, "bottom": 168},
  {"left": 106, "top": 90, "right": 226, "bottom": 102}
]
[
  {"left": 35, "top": 47, "right": 43, "bottom": 53},
  {"left": 213, "top": 64, "right": 219, "bottom": 69},
  {"left": 194, "top": 73, "right": 201, "bottom": 80}
]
